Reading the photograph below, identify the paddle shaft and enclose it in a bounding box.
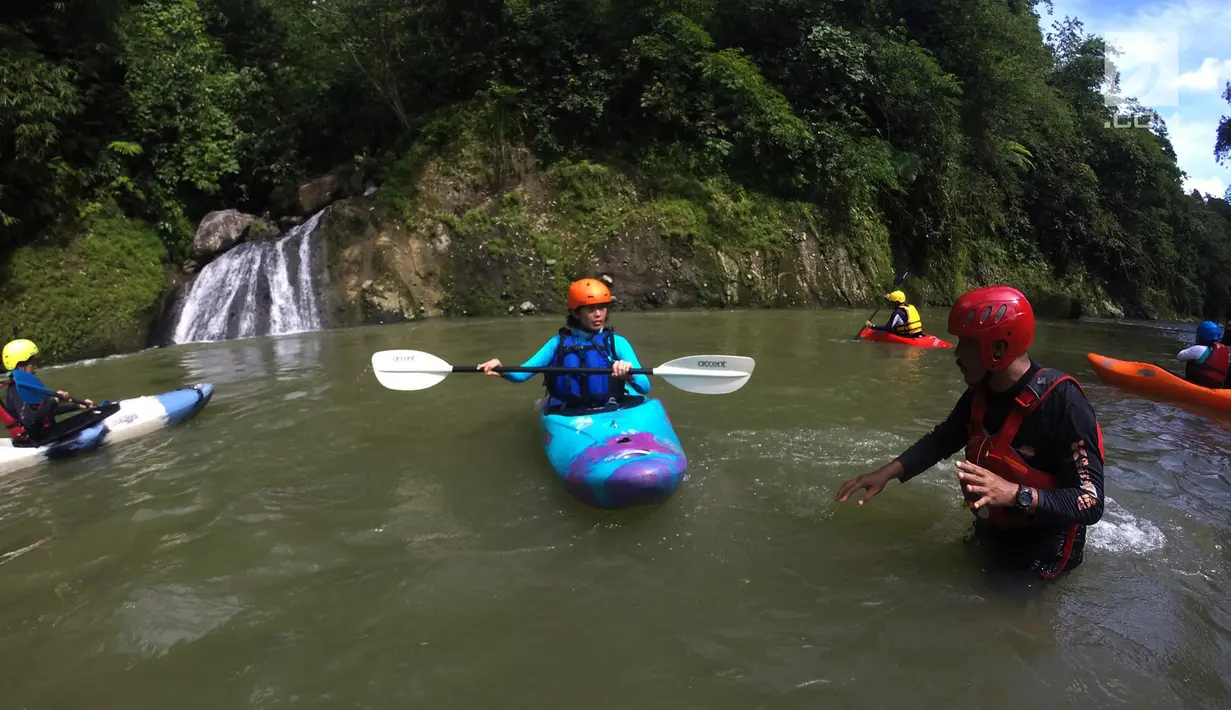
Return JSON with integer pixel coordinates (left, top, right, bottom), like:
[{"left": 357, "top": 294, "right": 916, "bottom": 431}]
[
  {"left": 863, "top": 302, "right": 888, "bottom": 328},
  {"left": 370, "top": 350, "right": 755, "bottom": 394},
  {"left": 456, "top": 366, "right": 651, "bottom": 375}
]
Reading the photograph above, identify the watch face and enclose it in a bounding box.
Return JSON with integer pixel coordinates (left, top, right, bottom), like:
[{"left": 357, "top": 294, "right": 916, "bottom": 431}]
[{"left": 1017, "top": 487, "right": 1031, "bottom": 507}]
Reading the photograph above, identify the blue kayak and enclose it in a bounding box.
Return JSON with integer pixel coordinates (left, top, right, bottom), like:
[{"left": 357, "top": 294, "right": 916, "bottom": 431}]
[
  {"left": 0, "top": 383, "right": 214, "bottom": 476},
  {"left": 538, "top": 395, "right": 688, "bottom": 508}
]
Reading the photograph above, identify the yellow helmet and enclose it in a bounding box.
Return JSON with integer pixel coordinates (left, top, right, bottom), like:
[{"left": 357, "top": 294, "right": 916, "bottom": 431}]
[
  {"left": 885, "top": 290, "right": 907, "bottom": 304},
  {"left": 3, "top": 339, "right": 39, "bottom": 371}
]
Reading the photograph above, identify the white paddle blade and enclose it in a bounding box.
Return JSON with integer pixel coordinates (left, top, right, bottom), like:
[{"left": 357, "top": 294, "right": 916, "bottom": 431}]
[
  {"left": 371, "top": 350, "right": 454, "bottom": 391},
  {"left": 653, "top": 354, "right": 756, "bottom": 394}
]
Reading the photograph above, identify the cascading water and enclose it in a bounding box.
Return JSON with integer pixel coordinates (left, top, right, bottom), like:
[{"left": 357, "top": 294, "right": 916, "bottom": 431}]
[{"left": 170, "top": 210, "right": 326, "bottom": 344}]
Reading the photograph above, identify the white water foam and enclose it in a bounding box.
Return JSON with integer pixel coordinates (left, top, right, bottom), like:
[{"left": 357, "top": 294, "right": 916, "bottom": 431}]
[{"left": 1086, "top": 497, "right": 1167, "bottom": 554}]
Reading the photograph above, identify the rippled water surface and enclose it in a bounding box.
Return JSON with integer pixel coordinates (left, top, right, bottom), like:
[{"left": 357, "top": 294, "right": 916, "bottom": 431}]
[{"left": 1, "top": 309, "right": 1228, "bottom": 709}]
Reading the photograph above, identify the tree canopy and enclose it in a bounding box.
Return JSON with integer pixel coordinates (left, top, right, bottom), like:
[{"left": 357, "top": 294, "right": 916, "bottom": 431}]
[{"left": 3, "top": 0, "right": 1230, "bottom": 316}]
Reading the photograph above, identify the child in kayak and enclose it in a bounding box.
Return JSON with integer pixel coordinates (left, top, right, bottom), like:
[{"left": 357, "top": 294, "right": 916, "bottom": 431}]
[
  {"left": 864, "top": 290, "right": 925, "bottom": 338},
  {"left": 2, "top": 339, "right": 94, "bottom": 443},
  {"left": 476, "top": 278, "right": 651, "bottom": 411},
  {"left": 1176, "top": 320, "right": 1229, "bottom": 389}
]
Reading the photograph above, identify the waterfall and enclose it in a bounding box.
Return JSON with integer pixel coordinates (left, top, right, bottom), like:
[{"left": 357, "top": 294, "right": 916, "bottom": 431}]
[{"left": 170, "top": 210, "right": 326, "bottom": 344}]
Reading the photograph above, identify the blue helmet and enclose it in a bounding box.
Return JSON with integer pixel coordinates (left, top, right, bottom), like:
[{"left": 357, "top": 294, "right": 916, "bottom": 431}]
[{"left": 1196, "top": 320, "right": 1222, "bottom": 344}]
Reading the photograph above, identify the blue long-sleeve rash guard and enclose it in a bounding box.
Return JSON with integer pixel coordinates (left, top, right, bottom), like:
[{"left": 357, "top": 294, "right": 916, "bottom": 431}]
[
  {"left": 501, "top": 329, "right": 651, "bottom": 395},
  {"left": 10, "top": 369, "right": 54, "bottom": 404}
]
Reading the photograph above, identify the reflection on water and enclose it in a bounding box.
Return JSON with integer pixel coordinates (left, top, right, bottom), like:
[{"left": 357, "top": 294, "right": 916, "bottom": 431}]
[
  {"left": 176, "top": 332, "right": 324, "bottom": 387},
  {"left": 116, "top": 583, "right": 246, "bottom": 659}
]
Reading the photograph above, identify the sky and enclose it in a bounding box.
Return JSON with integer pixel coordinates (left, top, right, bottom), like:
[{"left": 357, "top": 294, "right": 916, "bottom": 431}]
[{"left": 1038, "top": 0, "right": 1231, "bottom": 199}]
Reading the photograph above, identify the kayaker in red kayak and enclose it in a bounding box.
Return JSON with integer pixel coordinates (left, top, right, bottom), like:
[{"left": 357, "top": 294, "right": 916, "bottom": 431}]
[
  {"left": 1176, "top": 320, "right": 1229, "bottom": 389},
  {"left": 476, "top": 278, "right": 651, "bottom": 411},
  {"left": 864, "top": 290, "right": 925, "bottom": 338},
  {"left": 836, "top": 285, "right": 1106, "bottom": 583}
]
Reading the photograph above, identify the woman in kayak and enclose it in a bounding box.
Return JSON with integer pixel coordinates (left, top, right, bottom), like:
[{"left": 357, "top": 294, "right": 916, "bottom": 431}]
[
  {"left": 864, "top": 290, "right": 925, "bottom": 337},
  {"left": 835, "top": 285, "right": 1106, "bottom": 585},
  {"left": 2, "top": 338, "right": 94, "bottom": 443},
  {"left": 476, "top": 278, "right": 651, "bottom": 411},
  {"left": 1176, "top": 320, "right": 1229, "bottom": 389}
]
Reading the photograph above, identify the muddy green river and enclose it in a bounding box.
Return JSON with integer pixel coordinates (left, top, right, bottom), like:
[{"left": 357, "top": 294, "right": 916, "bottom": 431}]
[{"left": 2, "top": 309, "right": 1228, "bottom": 709}]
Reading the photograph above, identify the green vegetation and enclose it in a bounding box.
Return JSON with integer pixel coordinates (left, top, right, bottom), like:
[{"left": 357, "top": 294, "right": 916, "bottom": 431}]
[
  {"left": 0, "top": 203, "right": 167, "bottom": 362},
  {"left": 5, "top": 0, "right": 1231, "bottom": 360}
]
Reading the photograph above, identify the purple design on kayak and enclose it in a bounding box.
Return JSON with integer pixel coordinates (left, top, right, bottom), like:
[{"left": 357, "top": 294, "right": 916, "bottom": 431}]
[{"left": 563, "top": 430, "right": 687, "bottom": 508}]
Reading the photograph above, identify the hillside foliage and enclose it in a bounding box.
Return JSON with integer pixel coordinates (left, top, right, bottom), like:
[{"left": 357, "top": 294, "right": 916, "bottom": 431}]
[{"left": 4, "top": 0, "right": 1231, "bottom": 317}]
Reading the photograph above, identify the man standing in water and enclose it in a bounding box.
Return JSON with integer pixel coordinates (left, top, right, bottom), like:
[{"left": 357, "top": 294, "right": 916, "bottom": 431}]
[{"left": 835, "top": 286, "right": 1105, "bottom": 582}]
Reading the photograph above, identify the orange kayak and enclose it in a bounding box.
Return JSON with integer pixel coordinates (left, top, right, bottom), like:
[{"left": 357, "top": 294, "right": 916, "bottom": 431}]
[
  {"left": 858, "top": 327, "right": 953, "bottom": 349},
  {"left": 1086, "top": 352, "right": 1231, "bottom": 414}
]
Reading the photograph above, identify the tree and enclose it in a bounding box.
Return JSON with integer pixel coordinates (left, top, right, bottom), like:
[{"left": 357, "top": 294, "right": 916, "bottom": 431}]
[{"left": 1216, "top": 81, "right": 1231, "bottom": 165}]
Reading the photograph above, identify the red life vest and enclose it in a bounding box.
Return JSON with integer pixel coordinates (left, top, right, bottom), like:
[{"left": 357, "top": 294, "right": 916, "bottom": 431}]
[
  {"left": 962, "top": 368, "right": 1106, "bottom": 580},
  {"left": 1184, "top": 343, "right": 1230, "bottom": 389}
]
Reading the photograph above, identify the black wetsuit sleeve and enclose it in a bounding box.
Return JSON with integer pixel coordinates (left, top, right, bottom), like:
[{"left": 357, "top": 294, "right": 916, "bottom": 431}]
[
  {"left": 870, "top": 308, "right": 905, "bottom": 332},
  {"left": 1032, "top": 380, "right": 1105, "bottom": 525},
  {"left": 894, "top": 389, "right": 972, "bottom": 482},
  {"left": 23, "top": 398, "right": 75, "bottom": 425}
]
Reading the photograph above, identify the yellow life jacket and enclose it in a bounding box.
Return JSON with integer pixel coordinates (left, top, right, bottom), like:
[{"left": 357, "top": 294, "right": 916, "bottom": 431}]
[{"left": 893, "top": 304, "right": 923, "bottom": 336}]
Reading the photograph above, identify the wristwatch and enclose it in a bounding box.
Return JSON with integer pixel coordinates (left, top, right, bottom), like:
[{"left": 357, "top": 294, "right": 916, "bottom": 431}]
[{"left": 1014, "top": 485, "right": 1034, "bottom": 511}]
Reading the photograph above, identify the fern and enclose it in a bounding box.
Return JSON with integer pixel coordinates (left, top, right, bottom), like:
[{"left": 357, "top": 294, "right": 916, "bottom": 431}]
[
  {"left": 106, "top": 140, "right": 144, "bottom": 156},
  {"left": 1001, "top": 139, "right": 1035, "bottom": 172}
]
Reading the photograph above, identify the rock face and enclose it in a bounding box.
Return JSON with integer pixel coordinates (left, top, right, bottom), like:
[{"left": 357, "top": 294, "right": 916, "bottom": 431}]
[
  {"left": 300, "top": 132, "right": 901, "bottom": 328},
  {"left": 315, "top": 200, "right": 433, "bottom": 325},
  {"left": 161, "top": 133, "right": 1115, "bottom": 347},
  {"left": 146, "top": 271, "right": 192, "bottom": 347},
  {"left": 313, "top": 199, "right": 885, "bottom": 328},
  {"left": 1033, "top": 293, "right": 1081, "bottom": 320}
]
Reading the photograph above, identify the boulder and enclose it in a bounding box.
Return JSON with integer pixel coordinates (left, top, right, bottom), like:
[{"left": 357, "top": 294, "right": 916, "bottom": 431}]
[
  {"left": 191, "top": 209, "right": 258, "bottom": 262},
  {"left": 275, "top": 165, "right": 366, "bottom": 218}
]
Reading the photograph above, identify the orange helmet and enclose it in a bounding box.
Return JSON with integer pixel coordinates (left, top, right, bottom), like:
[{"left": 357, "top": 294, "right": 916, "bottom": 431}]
[{"left": 566, "top": 278, "right": 611, "bottom": 310}]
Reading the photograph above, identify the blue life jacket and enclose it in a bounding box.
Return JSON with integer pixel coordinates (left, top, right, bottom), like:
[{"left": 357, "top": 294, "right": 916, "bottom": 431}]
[{"left": 544, "top": 327, "right": 623, "bottom": 410}]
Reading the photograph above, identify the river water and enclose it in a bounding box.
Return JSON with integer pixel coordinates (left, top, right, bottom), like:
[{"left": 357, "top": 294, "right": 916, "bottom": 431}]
[{"left": 1, "top": 309, "right": 1228, "bottom": 709}]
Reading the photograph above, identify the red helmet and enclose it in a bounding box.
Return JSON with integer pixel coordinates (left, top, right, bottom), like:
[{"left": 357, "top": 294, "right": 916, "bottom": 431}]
[
  {"left": 566, "top": 278, "right": 611, "bottom": 310},
  {"left": 947, "top": 285, "right": 1034, "bottom": 371}
]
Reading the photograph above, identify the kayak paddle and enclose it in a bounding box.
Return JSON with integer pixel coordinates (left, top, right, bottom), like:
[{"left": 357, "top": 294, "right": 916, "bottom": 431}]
[
  {"left": 854, "top": 267, "right": 910, "bottom": 339},
  {"left": 370, "top": 350, "right": 756, "bottom": 395}
]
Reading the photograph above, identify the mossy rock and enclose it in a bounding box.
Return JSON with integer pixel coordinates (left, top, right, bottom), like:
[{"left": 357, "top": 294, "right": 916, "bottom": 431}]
[{"left": 246, "top": 218, "right": 281, "bottom": 242}]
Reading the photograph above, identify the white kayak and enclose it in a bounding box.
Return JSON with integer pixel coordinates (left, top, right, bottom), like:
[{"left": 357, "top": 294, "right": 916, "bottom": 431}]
[{"left": 0, "top": 383, "right": 214, "bottom": 476}]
